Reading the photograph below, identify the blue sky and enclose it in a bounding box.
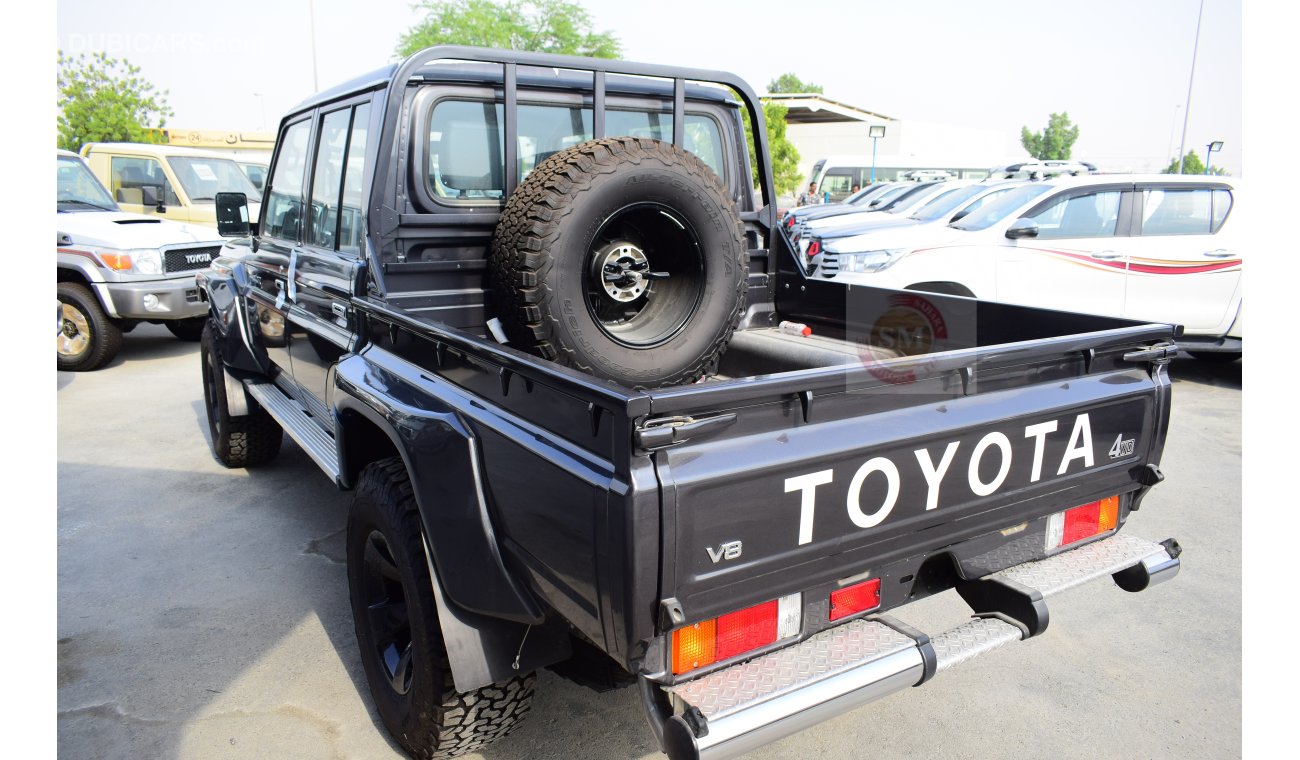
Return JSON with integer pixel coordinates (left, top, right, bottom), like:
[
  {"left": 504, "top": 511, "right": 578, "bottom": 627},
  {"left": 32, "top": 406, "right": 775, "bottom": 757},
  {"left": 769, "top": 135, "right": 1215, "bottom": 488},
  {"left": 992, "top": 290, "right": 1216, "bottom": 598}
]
[{"left": 55, "top": 0, "right": 1242, "bottom": 174}]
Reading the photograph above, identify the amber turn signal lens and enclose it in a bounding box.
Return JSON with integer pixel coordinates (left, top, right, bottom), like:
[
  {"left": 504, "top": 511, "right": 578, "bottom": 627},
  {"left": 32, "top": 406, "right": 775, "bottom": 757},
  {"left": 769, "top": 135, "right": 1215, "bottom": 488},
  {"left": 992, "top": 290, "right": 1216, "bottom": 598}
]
[
  {"left": 99, "top": 253, "right": 134, "bottom": 271},
  {"left": 671, "top": 620, "right": 716, "bottom": 675}
]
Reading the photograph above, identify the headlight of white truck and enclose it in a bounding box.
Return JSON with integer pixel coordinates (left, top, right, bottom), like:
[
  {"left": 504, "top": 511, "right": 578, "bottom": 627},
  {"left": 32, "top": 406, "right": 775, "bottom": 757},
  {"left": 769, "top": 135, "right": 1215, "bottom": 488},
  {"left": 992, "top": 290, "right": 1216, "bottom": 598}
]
[
  {"left": 828, "top": 247, "right": 907, "bottom": 273},
  {"left": 92, "top": 247, "right": 164, "bottom": 275}
]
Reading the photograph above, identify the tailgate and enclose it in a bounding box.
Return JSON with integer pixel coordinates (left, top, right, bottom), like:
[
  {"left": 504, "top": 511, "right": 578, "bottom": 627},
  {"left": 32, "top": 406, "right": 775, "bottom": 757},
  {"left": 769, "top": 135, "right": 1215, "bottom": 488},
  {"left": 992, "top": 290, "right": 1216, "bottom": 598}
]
[{"left": 650, "top": 345, "right": 1171, "bottom": 624}]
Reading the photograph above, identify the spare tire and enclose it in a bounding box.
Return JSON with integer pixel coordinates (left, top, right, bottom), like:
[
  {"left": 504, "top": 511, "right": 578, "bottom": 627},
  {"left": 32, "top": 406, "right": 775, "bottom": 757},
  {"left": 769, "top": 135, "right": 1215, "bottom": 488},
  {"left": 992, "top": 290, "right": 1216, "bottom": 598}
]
[{"left": 490, "top": 136, "right": 747, "bottom": 387}]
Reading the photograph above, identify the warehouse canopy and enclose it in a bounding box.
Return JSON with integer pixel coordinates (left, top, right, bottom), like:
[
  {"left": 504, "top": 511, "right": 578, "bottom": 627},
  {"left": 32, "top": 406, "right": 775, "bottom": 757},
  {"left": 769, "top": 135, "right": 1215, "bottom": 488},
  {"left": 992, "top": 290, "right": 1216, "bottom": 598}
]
[{"left": 761, "top": 94, "right": 894, "bottom": 124}]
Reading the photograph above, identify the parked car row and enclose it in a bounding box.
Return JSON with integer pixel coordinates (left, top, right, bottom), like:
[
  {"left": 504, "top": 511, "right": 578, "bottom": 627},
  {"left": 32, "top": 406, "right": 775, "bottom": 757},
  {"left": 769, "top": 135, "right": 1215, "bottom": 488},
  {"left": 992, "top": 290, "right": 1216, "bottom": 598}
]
[
  {"left": 780, "top": 173, "right": 1241, "bottom": 359},
  {"left": 55, "top": 142, "right": 275, "bottom": 371}
]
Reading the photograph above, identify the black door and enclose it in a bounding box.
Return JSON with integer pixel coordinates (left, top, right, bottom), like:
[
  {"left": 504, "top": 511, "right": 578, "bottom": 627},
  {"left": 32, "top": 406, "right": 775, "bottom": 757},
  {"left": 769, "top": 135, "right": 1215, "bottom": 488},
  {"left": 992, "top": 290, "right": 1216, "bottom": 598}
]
[
  {"left": 246, "top": 117, "right": 314, "bottom": 376},
  {"left": 285, "top": 101, "right": 373, "bottom": 423}
]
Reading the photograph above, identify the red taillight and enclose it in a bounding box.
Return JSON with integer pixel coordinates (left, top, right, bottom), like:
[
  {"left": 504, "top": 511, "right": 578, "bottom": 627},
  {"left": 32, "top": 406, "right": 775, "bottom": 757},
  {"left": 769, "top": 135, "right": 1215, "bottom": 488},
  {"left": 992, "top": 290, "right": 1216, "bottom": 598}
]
[
  {"left": 807, "top": 241, "right": 821, "bottom": 257},
  {"left": 1045, "top": 495, "right": 1120, "bottom": 551},
  {"left": 829, "top": 577, "right": 881, "bottom": 621},
  {"left": 670, "top": 594, "right": 801, "bottom": 675},
  {"left": 785, "top": 215, "right": 796, "bottom": 229},
  {"left": 715, "top": 600, "right": 778, "bottom": 660}
]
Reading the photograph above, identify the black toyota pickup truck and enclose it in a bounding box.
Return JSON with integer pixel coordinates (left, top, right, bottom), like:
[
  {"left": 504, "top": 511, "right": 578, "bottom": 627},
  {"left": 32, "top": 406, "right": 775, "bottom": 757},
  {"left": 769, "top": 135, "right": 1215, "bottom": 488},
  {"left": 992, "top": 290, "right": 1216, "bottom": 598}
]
[{"left": 197, "top": 46, "right": 1182, "bottom": 760}]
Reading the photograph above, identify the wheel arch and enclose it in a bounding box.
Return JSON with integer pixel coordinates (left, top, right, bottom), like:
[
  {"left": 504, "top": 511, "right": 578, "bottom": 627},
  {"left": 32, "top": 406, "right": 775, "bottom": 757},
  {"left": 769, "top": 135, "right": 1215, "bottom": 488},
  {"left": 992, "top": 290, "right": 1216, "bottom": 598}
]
[
  {"left": 333, "top": 369, "right": 570, "bottom": 691},
  {"left": 57, "top": 266, "right": 92, "bottom": 286}
]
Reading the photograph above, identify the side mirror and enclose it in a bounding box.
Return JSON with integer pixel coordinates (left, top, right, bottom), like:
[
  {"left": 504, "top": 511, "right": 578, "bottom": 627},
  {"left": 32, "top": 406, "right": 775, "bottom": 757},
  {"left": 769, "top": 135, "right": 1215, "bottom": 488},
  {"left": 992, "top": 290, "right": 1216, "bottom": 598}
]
[
  {"left": 215, "top": 192, "right": 251, "bottom": 237},
  {"left": 1005, "top": 218, "right": 1039, "bottom": 239},
  {"left": 140, "top": 185, "right": 165, "bottom": 213}
]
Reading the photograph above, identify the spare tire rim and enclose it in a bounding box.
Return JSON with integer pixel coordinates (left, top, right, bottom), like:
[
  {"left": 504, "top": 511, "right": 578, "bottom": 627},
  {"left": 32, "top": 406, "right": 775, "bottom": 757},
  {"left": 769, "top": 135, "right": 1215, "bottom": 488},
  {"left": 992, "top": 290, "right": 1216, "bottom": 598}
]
[
  {"left": 585, "top": 203, "right": 705, "bottom": 348},
  {"left": 360, "top": 530, "right": 414, "bottom": 696},
  {"left": 59, "top": 303, "right": 90, "bottom": 358}
]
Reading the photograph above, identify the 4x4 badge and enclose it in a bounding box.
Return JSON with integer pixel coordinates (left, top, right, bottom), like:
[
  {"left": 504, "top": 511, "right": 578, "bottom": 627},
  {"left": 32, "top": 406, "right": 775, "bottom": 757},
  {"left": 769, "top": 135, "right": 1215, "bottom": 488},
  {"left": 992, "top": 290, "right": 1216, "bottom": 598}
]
[{"left": 1109, "top": 434, "right": 1136, "bottom": 459}]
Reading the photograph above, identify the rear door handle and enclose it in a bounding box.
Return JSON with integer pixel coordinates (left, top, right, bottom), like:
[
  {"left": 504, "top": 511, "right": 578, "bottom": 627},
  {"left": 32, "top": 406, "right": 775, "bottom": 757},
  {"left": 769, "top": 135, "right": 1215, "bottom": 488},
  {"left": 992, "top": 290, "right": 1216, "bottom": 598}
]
[
  {"left": 1202, "top": 249, "right": 1236, "bottom": 258},
  {"left": 1090, "top": 250, "right": 1125, "bottom": 261}
]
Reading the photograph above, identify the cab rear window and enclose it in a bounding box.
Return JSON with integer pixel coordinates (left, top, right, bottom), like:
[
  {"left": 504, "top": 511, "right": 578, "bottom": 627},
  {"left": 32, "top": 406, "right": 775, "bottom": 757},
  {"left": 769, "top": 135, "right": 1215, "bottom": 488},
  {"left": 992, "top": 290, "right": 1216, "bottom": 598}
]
[{"left": 427, "top": 99, "right": 725, "bottom": 203}]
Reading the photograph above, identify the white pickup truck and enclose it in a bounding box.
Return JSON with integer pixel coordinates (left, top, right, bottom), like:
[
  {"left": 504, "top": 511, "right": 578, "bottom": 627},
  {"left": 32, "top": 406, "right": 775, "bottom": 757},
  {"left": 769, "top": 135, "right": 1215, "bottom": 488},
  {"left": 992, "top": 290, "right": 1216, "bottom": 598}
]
[
  {"left": 815, "top": 174, "right": 1242, "bottom": 361},
  {"left": 56, "top": 150, "right": 226, "bottom": 371}
]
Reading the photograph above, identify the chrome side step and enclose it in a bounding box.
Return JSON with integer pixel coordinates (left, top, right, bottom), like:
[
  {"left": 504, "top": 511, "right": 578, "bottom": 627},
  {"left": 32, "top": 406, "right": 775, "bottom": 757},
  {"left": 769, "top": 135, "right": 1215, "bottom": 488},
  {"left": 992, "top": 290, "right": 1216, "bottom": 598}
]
[
  {"left": 657, "top": 533, "right": 1180, "bottom": 760},
  {"left": 244, "top": 381, "right": 341, "bottom": 481}
]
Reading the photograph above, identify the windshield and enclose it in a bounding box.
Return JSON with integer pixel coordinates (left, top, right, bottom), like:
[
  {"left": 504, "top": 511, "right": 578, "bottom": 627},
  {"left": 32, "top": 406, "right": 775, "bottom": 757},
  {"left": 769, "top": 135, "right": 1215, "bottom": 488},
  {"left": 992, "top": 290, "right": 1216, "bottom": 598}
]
[
  {"left": 167, "top": 156, "right": 262, "bottom": 202},
  {"left": 950, "top": 183, "right": 1055, "bottom": 231},
  {"left": 57, "top": 156, "right": 118, "bottom": 211},
  {"left": 910, "top": 185, "right": 984, "bottom": 221},
  {"left": 882, "top": 183, "right": 940, "bottom": 213}
]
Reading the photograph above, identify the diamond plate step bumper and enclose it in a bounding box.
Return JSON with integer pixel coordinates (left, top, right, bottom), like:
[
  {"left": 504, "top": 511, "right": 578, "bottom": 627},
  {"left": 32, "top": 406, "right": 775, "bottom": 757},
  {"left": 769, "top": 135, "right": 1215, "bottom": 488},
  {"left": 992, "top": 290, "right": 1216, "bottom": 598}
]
[{"left": 654, "top": 533, "right": 1180, "bottom": 760}]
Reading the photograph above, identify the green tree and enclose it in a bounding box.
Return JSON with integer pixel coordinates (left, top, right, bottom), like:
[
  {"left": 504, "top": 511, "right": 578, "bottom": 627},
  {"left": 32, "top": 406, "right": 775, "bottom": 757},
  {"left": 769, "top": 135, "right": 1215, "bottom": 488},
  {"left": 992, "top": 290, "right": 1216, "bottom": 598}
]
[
  {"left": 57, "top": 52, "right": 173, "bottom": 153},
  {"left": 1020, "top": 112, "right": 1080, "bottom": 160},
  {"left": 743, "top": 102, "right": 801, "bottom": 196},
  {"left": 397, "top": 0, "right": 620, "bottom": 58},
  {"left": 767, "top": 73, "right": 823, "bottom": 94},
  {"left": 1161, "top": 149, "right": 1227, "bottom": 175}
]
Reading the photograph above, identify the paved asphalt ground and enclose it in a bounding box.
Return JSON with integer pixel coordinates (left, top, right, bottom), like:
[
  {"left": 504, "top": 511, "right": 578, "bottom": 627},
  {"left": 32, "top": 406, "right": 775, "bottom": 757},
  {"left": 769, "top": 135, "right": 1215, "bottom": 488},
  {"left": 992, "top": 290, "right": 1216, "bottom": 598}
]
[{"left": 56, "top": 324, "right": 1242, "bottom": 759}]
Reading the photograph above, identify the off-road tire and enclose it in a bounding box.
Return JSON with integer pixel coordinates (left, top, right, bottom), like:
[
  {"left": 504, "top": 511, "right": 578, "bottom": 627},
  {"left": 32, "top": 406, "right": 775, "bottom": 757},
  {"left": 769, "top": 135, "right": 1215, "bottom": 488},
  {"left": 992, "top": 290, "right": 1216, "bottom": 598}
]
[
  {"left": 347, "top": 458, "right": 535, "bottom": 759},
  {"left": 490, "top": 136, "right": 747, "bottom": 387},
  {"left": 57, "top": 282, "right": 123, "bottom": 371},
  {"left": 200, "top": 321, "right": 282, "bottom": 467},
  {"left": 167, "top": 317, "right": 206, "bottom": 341}
]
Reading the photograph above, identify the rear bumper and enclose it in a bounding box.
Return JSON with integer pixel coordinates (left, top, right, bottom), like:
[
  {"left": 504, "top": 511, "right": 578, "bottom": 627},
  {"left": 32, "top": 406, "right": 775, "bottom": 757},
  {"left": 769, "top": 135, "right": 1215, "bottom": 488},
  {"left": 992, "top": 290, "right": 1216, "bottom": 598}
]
[{"left": 646, "top": 533, "right": 1180, "bottom": 760}]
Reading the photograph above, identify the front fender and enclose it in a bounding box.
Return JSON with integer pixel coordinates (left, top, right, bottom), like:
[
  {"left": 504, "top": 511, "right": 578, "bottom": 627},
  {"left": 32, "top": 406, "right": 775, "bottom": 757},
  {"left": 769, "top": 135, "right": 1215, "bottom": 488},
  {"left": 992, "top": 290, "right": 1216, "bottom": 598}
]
[{"left": 199, "top": 258, "right": 271, "bottom": 375}]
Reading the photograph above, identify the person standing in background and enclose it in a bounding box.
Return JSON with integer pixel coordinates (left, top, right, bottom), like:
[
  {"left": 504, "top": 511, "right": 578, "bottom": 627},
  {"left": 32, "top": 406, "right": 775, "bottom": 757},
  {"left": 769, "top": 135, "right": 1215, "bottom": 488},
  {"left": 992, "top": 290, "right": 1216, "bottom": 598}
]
[{"left": 797, "top": 181, "right": 822, "bottom": 206}]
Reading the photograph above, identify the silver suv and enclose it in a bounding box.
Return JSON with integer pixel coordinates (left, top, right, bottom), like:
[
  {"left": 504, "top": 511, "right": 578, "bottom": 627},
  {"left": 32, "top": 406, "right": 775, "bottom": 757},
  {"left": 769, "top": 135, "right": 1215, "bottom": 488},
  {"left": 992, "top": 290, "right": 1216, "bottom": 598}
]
[{"left": 57, "top": 150, "right": 225, "bottom": 371}]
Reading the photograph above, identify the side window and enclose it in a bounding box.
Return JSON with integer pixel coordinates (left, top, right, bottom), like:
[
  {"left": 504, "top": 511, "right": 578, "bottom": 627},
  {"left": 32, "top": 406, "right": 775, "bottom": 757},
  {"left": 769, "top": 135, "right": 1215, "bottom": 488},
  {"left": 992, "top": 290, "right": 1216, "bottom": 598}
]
[
  {"left": 308, "top": 108, "right": 351, "bottom": 249},
  {"left": 429, "top": 100, "right": 508, "bottom": 201},
  {"left": 1210, "top": 189, "right": 1232, "bottom": 233},
  {"left": 1141, "top": 188, "right": 1223, "bottom": 235},
  {"left": 1028, "top": 190, "right": 1122, "bottom": 239},
  {"left": 820, "top": 171, "right": 854, "bottom": 199},
  {"left": 264, "top": 120, "right": 312, "bottom": 242},
  {"left": 109, "top": 156, "right": 179, "bottom": 206},
  {"left": 339, "top": 103, "right": 371, "bottom": 254}
]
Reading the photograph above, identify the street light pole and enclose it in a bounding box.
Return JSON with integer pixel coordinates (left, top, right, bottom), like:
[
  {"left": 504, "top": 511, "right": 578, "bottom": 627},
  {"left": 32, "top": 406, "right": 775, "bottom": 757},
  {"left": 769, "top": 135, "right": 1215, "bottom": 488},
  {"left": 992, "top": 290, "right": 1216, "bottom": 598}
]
[
  {"left": 1176, "top": 0, "right": 1206, "bottom": 174},
  {"left": 869, "top": 125, "right": 886, "bottom": 183},
  {"left": 1204, "top": 140, "right": 1223, "bottom": 175},
  {"left": 308, "top": 0, "right": 320, "bottom": 92}
]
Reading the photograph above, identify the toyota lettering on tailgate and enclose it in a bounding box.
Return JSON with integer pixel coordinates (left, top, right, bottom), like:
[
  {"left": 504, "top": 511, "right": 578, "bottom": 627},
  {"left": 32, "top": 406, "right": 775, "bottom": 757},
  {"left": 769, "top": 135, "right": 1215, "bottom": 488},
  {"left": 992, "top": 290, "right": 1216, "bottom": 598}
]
[{"left": 784, "top": 412, "right": 1115, "bottom": 545}]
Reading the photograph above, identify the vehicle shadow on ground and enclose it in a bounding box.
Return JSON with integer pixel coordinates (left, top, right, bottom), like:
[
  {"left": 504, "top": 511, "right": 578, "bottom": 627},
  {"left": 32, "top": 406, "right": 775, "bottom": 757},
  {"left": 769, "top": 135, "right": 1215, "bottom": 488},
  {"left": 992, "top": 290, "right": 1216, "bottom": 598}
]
[
  {"left": 58, "top": 402, "right": 409, "bottom": 759},
  {"left": 107, "top": 326, "right": 201, "bottom": 368},
  {"left": 1168, "top": 355, "right": 1241, "bottom": 390}
]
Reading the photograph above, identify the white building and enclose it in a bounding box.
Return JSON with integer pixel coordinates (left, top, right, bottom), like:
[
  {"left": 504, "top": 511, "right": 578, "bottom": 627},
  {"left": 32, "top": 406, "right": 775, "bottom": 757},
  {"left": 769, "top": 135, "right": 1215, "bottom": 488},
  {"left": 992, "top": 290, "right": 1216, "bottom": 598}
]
[{"left": 766, "top": 94, "right": 1032, "bottom": 193}]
